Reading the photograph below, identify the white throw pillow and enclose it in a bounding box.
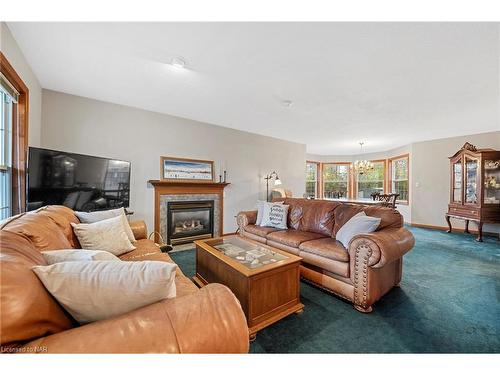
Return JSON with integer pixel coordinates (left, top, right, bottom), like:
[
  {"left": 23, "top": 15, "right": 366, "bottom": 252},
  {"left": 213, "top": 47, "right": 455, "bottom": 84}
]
[
  {"left": 256, "top": 200, "right": 283, "bottom": 226},
  {"left": 260, "top": 202, "right": 289, "bottom": 229},
  {"left": 336, "top": 211, "right": 381, "bottom": 248},
  {"left": 75, "top": 208, "right": 135, "bottom": 243},
  {"left": 41, "top": 249, "right": 120, "bottom": 264},
  {"left": 71, "top": 216, "right": 135, "bottom": 256},
  {"left": 256, "top": 200, "right": 265, "bottom": 225},
  {"left": 32, "top": 260, "right": 177, "bottom": 324}
]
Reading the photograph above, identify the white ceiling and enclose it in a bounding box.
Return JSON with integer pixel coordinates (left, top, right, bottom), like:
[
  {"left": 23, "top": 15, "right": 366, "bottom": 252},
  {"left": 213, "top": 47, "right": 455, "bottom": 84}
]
[{"left": 7, "top": 22, "right": 500, "bottom": 155}]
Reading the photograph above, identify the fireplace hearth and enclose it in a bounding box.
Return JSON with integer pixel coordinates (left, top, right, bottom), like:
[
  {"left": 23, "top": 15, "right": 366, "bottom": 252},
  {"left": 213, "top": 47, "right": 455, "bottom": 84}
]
[{"left": 167, "top": 200, "right": 214, "bottom": 245}]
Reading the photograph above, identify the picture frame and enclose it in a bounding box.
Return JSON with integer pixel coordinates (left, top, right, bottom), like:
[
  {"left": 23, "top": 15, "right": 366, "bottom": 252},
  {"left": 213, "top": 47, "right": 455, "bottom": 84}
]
[{"left": 160, "top": 156, "right": 215, "bottom": 182}]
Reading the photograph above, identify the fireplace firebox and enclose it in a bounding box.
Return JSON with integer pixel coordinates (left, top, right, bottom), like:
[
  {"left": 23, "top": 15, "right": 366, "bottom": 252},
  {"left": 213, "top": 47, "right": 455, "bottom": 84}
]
[{"left": 167, "top": 200, "right": 214, "bottom": 245}]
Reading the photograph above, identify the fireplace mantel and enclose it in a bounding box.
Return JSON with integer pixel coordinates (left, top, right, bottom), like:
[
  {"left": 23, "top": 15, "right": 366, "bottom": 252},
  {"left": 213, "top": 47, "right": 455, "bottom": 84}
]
[
  {"left": 149, "top": 180, "right": 230, "bottom": 243},
  {"left": 148, "top": 180, "right": 230, "bottom": 188}
]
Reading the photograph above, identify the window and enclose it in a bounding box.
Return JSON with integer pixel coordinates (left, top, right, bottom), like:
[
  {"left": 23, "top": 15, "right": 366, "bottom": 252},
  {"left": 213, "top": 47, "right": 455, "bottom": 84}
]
[
  {"left": 305, "top": 161, "right": 319, "bottom": 198},
  {"left": 356, "top": 160, "right": 385, "bottom": 199},
  {"left": 0, "top": 81, "right": 15, "bottom": 220},
  {"left": 323, "top": 163, "right": 350, "bottom": 199},
  {"left": 1, "top": 52, "right": 29, "bottom": 217},
  {"left": 390, "top": 155, "right": 409, "bottom": 203}
]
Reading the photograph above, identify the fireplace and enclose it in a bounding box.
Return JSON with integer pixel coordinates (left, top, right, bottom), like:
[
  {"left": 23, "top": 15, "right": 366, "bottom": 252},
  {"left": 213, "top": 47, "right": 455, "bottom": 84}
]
[{"left": 167, "top": 200, "right": 214, "bottom": 245}]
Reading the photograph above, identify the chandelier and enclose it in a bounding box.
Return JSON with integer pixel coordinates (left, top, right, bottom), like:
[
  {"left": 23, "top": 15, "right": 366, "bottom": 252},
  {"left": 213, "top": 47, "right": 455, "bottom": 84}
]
[{"left": 353, "top": 142, "right": 374, "bottom": 175}]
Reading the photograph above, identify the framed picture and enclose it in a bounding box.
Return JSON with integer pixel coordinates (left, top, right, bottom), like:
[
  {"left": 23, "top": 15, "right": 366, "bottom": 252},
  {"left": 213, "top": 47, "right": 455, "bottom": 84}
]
[{"left": 160, "top": 156, "right": 215, "bottom": 182}]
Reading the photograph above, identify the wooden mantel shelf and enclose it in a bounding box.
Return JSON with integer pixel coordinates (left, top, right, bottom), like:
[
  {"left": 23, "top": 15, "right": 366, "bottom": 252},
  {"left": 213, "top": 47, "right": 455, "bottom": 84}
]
[{"left": 148, "top": 180, "right": 230, "bottom": 188}]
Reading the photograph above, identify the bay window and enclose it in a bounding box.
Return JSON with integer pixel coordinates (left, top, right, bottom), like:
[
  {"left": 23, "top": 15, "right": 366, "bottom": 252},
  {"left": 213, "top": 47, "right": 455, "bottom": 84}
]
[
  {"left": 356, "top": 160, "right": 385, "bottom": 199},
  {"left": 390, "top": 155, "right": 410, "bottom": 203},
  {"left": 305, "top": 161, "right": 319, "bottom": 198},
  {"left": 322, "top": 163, "right": 350, "bottom": 199}
]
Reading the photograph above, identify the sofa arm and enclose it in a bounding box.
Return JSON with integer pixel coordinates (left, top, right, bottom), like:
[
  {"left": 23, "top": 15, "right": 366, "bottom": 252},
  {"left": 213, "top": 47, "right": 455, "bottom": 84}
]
[
  {"left": 21, "top": 284, "right": 249, "bottom": 353},
  {"left": 348, "top": 227, "right": 415, "bottom": 269},
  {"left": 236, "top": 210, "right": 258, "bottom": 229},
  {"left": 129, "top": 220, "right": 147, "bottom": 240}
]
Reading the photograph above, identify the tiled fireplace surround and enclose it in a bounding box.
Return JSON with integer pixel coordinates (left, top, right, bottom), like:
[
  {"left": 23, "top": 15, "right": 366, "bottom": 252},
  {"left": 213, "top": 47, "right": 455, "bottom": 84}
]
[
  {"left": 161, "top": 194, "right": 220, "bottom": 244},
  {"left": 149, "top": 180, "right": 230, "bottom": 244}
]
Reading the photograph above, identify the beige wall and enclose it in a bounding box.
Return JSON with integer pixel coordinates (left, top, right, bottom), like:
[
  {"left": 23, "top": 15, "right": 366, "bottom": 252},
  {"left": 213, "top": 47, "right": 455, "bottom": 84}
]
[
  {"left": 41, "top": 90, "right": 306, "bottom": 233},
  {"left": 0, "top": 22, "right": 42, "bottom": 147},
  {"left": 412, "top": 131, "right": 500, "bottom": 234}
]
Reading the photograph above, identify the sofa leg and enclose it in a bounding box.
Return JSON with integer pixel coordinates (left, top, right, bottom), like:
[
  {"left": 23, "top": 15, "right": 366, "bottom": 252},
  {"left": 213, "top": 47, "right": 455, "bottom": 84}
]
[{"left": 354, "top": 304, "right": 373, "bottom": 313}]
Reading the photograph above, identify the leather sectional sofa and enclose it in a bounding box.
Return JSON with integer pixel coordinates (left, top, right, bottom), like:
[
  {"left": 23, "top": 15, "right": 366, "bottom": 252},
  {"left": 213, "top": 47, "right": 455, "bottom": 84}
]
[
  {"left": 237, "top": 198, "right": 415, "bottom": 313},
  {"left": 0, "top": 205, "right": 249, "bottom": 354}
]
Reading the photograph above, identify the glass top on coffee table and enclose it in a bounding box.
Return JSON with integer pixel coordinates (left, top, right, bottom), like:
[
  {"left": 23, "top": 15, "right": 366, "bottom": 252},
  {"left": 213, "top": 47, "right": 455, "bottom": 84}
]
[{"left": 208, "top": 236, "right": 288, "bottom": 269}]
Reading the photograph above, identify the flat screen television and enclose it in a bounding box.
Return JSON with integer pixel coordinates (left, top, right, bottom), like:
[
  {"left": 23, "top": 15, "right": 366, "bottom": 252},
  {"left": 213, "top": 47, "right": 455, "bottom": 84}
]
[{"left": 27, "top": 147, "right": 131, "bottom": 212}]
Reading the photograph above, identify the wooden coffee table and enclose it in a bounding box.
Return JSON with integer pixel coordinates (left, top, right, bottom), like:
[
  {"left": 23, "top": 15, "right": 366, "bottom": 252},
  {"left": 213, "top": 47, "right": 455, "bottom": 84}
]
[{"left": 193, "top": 235, "right": 304, "bottom": 340}]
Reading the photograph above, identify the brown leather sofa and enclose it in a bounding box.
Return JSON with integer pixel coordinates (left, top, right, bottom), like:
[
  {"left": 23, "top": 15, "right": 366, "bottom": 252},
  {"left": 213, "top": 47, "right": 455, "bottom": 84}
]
[
  {"left": 0, "top": 205, "right": 249, "bottom": 354},
  {"left": 237, "top": 198, "right": 415, "bottom": 313}
]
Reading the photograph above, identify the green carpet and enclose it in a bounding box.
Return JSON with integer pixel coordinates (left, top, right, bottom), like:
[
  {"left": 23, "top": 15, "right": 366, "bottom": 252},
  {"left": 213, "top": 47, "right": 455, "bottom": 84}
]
[{"left": 170, "top": 227, "right": 500, "bottom": 353}]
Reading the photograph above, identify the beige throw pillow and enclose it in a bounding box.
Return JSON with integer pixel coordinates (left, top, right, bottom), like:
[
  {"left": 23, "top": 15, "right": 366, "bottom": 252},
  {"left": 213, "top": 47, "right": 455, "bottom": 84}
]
[
  {"left": 71, "top": 216, "right": 135, "bottom": 256},
  {"left": 75, "top": 208, "right": 136, "bottom": 243},
  {"left": 32, "top": 260, "right": 177, "bottom": 324},
  {"left": 41, "top": 249, "right": 120, "bottom": 264}
]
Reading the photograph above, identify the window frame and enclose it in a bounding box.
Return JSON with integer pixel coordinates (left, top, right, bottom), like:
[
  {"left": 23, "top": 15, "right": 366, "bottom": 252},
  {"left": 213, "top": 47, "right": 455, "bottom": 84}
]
[
  {"left": 0, "top": 52, "right": 29, "bottom": 215},
  {"left": 305, "top": 160, "right": 320, "bottom": 198},
  {"left": 389, "top": 154, "right": 410, "bottom": 205},
  {"left": 321, "top": 162, "right": 353, "bottom": 199}
]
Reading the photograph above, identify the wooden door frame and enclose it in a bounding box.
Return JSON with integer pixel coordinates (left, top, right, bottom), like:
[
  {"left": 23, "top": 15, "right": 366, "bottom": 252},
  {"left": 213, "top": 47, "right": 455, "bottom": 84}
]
[{"left": 0, "top": 52, "right": 29, "bottom": 214}]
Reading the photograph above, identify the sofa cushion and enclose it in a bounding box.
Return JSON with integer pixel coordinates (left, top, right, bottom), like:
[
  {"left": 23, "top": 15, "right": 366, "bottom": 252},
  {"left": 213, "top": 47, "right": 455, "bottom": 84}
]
[
  {"left": 32, "top": 260, "right": 177, "bottom": 324},
  {"left": 332, "top": 204, "right": 403, "bottom": 236},
  {"left": 299, "top": 250, "right": 349, "bottom": 277},
  {"left": 244, "top": 224, "right": 281, "bottom": 238},
  {"left": 119, "top": 239, "right": 199, "bottom": 297},
  {"left": 266, "top": 229, "right": 325, "bottom": 248},
  {"left": 283, "top": 198, "right": 339, "bottom": 236},
  {"left": 299, "top": 237, "right": 349, "bottom": 262},
  {"left": 1, "top": 211, "right": 73, "bottom": 251},
  {"left": 71, "top": 216, "right": 136, "bottom": 256},
  {"left": 34, "top": 206, "right": 81, "bottom": 248},
  {"left": 0, "top": 230, "right": 75, "bottom": 347}
]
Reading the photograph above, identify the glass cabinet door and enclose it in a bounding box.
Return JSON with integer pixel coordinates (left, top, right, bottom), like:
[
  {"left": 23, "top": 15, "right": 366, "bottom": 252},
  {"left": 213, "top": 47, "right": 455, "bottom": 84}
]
[
  {"left": 484, "top": 159, "right": 500, "bottom": 205},
  {"left": 465, "top": 157, "right": 478, "bottom": 204},
  {"left": 453, "top": 160, "right": 462, "bottom": 203}
]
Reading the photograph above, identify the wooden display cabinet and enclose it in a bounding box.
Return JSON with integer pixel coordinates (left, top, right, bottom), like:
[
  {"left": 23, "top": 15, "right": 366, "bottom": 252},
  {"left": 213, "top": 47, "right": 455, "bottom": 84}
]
[{"left": 446, "top": 142, "right": 500, "bottom": 241}]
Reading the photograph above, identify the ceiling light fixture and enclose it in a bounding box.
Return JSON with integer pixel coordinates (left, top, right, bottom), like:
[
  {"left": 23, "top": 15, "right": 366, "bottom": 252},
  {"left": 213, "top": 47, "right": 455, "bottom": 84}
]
[
  {"left": 170, "top": 56, "right": 187, "bottom": 69},
  {"left": 353, "top": 142, "right": 374, "bottom": 175},
  {"left": 281, "top": 100, "right": 293, "bottom": 107}
]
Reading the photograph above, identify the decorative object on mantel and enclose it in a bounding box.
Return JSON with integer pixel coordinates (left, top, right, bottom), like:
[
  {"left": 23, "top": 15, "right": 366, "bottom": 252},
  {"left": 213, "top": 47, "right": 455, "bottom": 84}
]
[
  {"left": 445, "top": 142, "right": 500, "bottom": 242},
  {"left": 160, "top": 156, "right": 215, "bottom": 182},
  {"left": 148, "top": 180, "right": 230, "bottom": 244},
  {"left": 148, "top": 231, "right": 173, "bottom": 253},
  {"left": 264, "top": 171, "right": 282, "bottom": 202},
  {"left": 353, "top": 142, "right": 374, "bottom": 175}
]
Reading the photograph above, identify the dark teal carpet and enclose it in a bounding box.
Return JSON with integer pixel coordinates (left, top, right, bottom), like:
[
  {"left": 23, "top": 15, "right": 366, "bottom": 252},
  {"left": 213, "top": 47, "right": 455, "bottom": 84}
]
[{"left": 170, "top": 227, "right": 500, "bottom": 353}]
